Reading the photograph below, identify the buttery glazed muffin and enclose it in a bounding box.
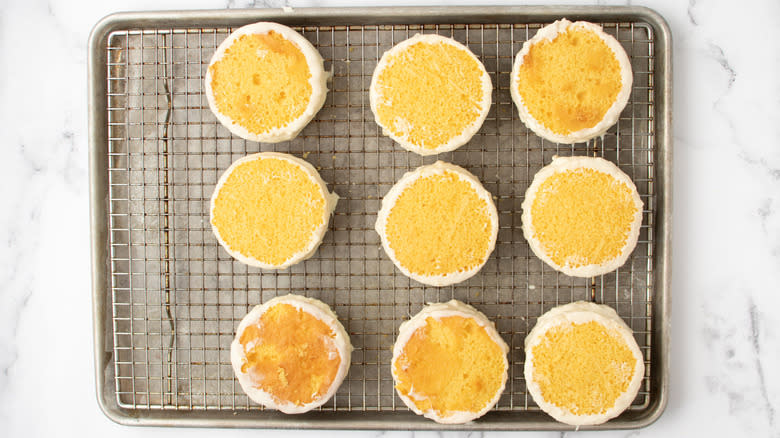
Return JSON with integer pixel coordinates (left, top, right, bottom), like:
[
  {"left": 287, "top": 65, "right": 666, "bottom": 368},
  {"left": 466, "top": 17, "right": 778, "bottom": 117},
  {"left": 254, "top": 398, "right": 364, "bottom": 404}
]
[
  {"left": 392, "top": 300, "right": 509, "bottom": 424},
  {"left": 521, "top": 156, "right": 643, "bottom": 277},
  {"left": 524, "top": 301, "right": 644, "bottom": 425},
  {"left": 231, "top": 294, "right": 352, "bottom": 413},
  {"left": 205, "top": 22, "right": 328, "bottom": 142},
  {"left": 375, "top": 161, "right": 498, "bottom": 286},
  {"left": 511, "top": 19, "right": 632, "bottom": 143},
  {"left": 370, "top": 34, "right": 492, "bottom": 155},
  {"left": 210, "top": 152, "right": 338, "bottom": 269}
]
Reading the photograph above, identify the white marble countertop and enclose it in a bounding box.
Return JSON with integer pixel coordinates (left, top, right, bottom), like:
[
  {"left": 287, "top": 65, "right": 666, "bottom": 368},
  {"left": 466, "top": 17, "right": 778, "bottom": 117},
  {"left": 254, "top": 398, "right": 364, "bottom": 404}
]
[{"left": 1, "top": 0, "right": 778, "bottom": 436}]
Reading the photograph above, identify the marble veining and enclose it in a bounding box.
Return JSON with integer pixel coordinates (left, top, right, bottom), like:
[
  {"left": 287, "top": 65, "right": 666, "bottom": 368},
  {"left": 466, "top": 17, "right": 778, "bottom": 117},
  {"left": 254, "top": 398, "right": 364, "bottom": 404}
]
[
  {"left": 748, "top": 297, "right": 775, "bottom": 430},
  {"left": 0, "top": 0, "right": 779, "bottom": 437},
  {"left": 706, "top": 43, "right": 736, "bottom": 89},
  {"left": 227, "top": 0, "right": 292, "bottom": 9},
  {"left": 686, "top": 0, "right": 697, "bottom": 26}
]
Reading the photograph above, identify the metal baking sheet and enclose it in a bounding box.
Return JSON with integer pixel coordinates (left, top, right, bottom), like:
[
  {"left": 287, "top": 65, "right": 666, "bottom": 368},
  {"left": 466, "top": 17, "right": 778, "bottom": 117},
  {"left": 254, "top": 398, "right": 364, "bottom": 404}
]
[{"left": 89, "top": 6, "right": 671, "bottom": 430}]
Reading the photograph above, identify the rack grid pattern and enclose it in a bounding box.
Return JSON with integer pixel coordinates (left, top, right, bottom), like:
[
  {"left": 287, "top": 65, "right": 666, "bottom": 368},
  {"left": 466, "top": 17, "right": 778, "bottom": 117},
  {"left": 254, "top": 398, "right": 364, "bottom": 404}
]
[{"left": 105, "top": 21, "right": 656, "bottom": 413}]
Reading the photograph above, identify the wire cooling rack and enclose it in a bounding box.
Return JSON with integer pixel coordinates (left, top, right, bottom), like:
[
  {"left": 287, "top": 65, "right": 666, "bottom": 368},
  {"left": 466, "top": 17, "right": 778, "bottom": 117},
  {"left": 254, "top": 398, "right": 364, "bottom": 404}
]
[{"left": 92, "top": 7, "right": 671, "bottom": 430}]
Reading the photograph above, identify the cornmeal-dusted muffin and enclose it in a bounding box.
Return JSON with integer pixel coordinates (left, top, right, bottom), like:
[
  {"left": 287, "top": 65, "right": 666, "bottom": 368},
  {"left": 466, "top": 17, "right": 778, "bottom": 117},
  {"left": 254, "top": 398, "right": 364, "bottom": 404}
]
[
  {"left": 524, "top": 301, "right": 644, "bottom": 425},
  {"left": 511, "top": 19, "right": 632, "bottom": 143},
  {"left": 521, "top": 156, "right": 643, "bottom": 277},
  {"left": 231, "top": 294, "right": 352, "bottom": 414},
  {"left": 210, "top": 152, "right": 338, "bottom": 269},
  {"left": 370, "top": 34, "right": 492, "bottom": 155},
  {"left": 392, "top": 300, "right": 508, "bottom": 424},
  {"left": 205, "top": 22, "right": 327, "bottom": 142},
  {"left": 375, "top": 161, "right": 498, "bottom": 286}
]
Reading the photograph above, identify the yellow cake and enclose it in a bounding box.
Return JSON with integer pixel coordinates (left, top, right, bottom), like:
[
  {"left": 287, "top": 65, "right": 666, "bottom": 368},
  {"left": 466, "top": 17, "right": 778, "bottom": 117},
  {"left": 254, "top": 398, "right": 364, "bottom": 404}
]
[
  {"left": 392, "top": 300, "right": 508, "bottom": 424},
  {"left": 510, "top": 19, "right": 632, "bottom": 143},
  {"left": 210, "top": 152, "right": 338, "bottom": 269},
  {"left": 524, "top": 301, "right": 644, "bottom": 425},
  {"left": 521, "top": 156, "right": 643, "bottom": 277},
  {"left": 370, "top": 34, "right": 492, "bottom": 155},
  {"left": 375, "top": 161, "right": 498, "bottom": 286},
  {"left": 231, "top": 294, "right": 352, "bottom": 413},
  {"left": 205, "top": 22, "right": 327, "bottom": 142}
]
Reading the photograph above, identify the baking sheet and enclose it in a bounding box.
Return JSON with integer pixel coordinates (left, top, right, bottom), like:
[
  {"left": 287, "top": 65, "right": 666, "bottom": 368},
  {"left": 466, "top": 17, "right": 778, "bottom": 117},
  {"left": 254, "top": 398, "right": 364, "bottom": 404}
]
[{"left": 89, "top": 6, "right": 671, "bottom": 430}]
